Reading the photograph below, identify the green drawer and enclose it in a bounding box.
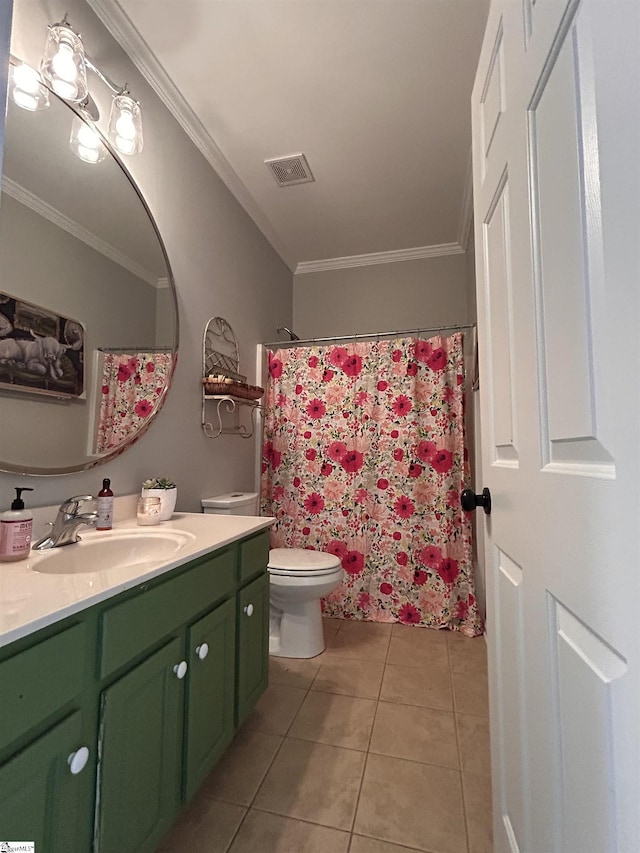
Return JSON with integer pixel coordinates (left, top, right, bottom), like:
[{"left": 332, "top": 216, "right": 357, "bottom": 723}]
[
  {"left": 100, "top": 548, "right": 235, "bottom": 678},
  {"left": 238, "top": 530, "right": 270, "bottom": 585},
  {"left": 0, "top": 622, "right": 87, "bottom": 751}
]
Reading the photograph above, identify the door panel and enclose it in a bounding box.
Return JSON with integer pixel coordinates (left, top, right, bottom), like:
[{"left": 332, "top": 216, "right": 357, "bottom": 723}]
[{"left": 472, "top": 1, "right": 639, "bottom": 851}]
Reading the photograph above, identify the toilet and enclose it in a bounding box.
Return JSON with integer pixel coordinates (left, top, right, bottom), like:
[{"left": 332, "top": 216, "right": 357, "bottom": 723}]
[{"left": 201, "top": 492, "right": 343, "bottom": 658}]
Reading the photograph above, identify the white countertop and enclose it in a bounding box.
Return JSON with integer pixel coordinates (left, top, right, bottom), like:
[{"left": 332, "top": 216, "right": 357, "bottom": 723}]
[{"left": 0, "top": 512, "right": 274, "bottom": 649}]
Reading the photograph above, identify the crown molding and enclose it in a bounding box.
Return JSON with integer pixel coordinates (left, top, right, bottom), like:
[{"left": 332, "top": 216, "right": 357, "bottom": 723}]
[
  {"left": 295, "top": 242, "right": 465, "bottom": 275},
  {"left": 2, "top": 177, "right": 160, "bottom": 286},
  {"left": 88, "top": 0, "right": 297, "bottom": 272},
  {"left": 457, "top": 150, "right": 474, "bottom": 252}
]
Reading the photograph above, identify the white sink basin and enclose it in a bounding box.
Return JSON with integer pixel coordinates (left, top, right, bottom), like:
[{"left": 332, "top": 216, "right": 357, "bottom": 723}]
[{"left": 32, "top": 529, "right": 197, "bottom": 575}]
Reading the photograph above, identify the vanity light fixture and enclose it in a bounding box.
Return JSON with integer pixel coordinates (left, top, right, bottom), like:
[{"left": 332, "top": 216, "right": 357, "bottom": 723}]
[{"left": 11, "top": 15, "right": 145, "bottom": 162}]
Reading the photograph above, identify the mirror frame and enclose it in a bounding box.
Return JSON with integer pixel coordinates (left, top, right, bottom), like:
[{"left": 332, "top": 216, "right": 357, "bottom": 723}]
[{"left": 0, "top": 57, "right": 179, "bottom": 476}]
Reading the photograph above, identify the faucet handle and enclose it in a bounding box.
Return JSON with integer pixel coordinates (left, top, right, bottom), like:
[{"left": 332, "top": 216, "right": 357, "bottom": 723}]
[{"left": 60, "top": 495, "right": 94, "bottom": 515}]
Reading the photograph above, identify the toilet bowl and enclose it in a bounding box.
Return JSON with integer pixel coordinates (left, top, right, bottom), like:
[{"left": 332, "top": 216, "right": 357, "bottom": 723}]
[{"left": 201, "top": 493, "right": 343, "bottom": 658}]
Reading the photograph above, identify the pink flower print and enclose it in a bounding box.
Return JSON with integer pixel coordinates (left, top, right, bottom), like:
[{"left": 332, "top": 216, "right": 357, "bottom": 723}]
[
  {"left": 295, "top": 383, "right": 303, "bottom": 395},
  {"left": 308, "top": 355, "right": 319, "bottom": 368},
  {"left": 398, "top": 603, "right": 422, "bottom": 624},
  {"left": 341, "top": 450, "right": 364, "bottom": 473},
  {"left": 414, "top": 340, "right": 434, "bottom": 362},
  {"left": 390, "top": 429, "right": 399, "bottom": 438},
  {"left": 436, "top": 558, "right": 460, "bottom": 584},
  {"left": 418, "top": 544, "right": 443, "bottom": 568},
  {"left": 377, "top": 380, "right": 388, "bottom": 391},
  {"left": 342, "top": 550, "right": 365, "bottom": 575},
  {"left": 327, "top": 441, "right": 348, "bottom": 461},
  {"left": 102, "top": 384, "right": 109, "bottom": 394},
  {"left": 342, "top": 354, "right": 363, "bottom": 377},
  {"left": 134, "top": 374, "right": 141, "bottom": 385},
  {"left": 293, "top": 476, "right": 301, "bottom": 487},
  {"left": 443, "top": 385, "right": 455, "bottom": 403},
  {"left": 427, "top": 347, "right": 447, "bottom": 371},
  {"left": 396, "top": 551, "right": 408, "bottom": 566},
  {"left": 306, "top": 399, "right": 326, "bottom": 418},
  {"left": 145, "top": 361, "right": 155, "bottom": 373},
  {"left": 264, "top": 441, "right": 282, "bottom": 470},
  {"left": 457, "top": 373, "right": 464, "bottom": 386},
  {"left": 408, "top": 463, "right": 422, "bottom": 478},
  {"left": 304, "top": 493, "right": 325, "bottom": 514},
  {"left": 454, "top": 599, "right": 470, "bottom": 620},
  {"left": 127, "top": 356, "right": 139, "bottom": 371},
  {"left": 269, "top": 355, "right": 283, "bottom": 378},
  {"left": 322, "top": 368, "right": 335, "bottom": 382},
  {"left": 354, "top": 488, "right": 370, "bottom": 504},
  {"left": 416, "top": 440, "right": 437, "bottom": 462},
  {"left": 392, "top": 394, "right": 412, "bottom": 416},
  {"left": 377, "top": 478, "right": 389, "bottom": 490},
  {"left": 414, "top": 569, "right": 428, "bottom": 586},
  {"left": 394, "top": 496, "right": 415, "bottom": 518},
  {"left": 320, "top": 462, "right": 333, "bottom": 476},
  {"left": 134, "top": 399, "right": 153, "bottom": 417},
  {"left": 380, "top": 582, "right": 393, "bottom": 595},
  {"left": 355, "top": 391, "right": 369, "bottom": 406},
  {"left": 117, "top": 364, "right": 132, "bottom": 382},
  {"left": 430, "top": 449, "right": 453, "bottom": 474},
  {"left": 446, "top": 489, "right": 459, "bottom": 508},
  {"left": 272, "top": 485, "right": 285, "bottom": 501},
  {"left": 357, "top": 591, "right": 372, "bottom": 610},
  {"left": 392, "top": 531, "right": 402, "bottom": 541},
  {"left": 328, "top": 346, "right": 348, "bottom": 367},
  {"left": 327, "top": 539, "right": 348, "bottom": 559},
  {"left": 406, "top": 362, "right": 418, "bottom": 377},
  {"left": 302, "top": 526, "right": 310, "bottom": 536},
  {"left": 391, "top": 349, "right": 402, "bottom": 363},
  {"left": 393, "top": 448, "right": 404, "bottom": 461},
  {"left": 305, "top": 448, "right": 317, "bottom": 461}
]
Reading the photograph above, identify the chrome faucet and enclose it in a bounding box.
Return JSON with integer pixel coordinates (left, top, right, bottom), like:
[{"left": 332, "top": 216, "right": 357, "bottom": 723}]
[{"left": 33, "top": 495, "right": 98, "bottom": 550}]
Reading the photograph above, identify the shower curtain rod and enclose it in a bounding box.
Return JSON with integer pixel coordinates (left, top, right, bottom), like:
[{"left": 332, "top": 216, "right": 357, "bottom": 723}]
[
  {"left": 98, "top": 346, "right": 173, "bottom": 353},
  {"left": 262, "top": 322, "right": 476, "bottom": 349}
]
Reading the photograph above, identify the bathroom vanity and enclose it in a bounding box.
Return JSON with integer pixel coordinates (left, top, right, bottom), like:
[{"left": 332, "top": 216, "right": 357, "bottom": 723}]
[{"left": 0, "top": 513, "right": 273, "bottom": 853}]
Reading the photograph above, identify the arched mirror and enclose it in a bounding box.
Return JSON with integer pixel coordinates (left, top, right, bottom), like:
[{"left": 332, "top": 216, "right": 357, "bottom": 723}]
[{"left": 0, "top": 57, "right": 178, "bottom": 475}]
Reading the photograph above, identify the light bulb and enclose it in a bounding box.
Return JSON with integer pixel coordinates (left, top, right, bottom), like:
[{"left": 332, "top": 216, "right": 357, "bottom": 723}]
[
  {"left": 114, "top": 135, "right": 136, "bottom": 155},
  {"left": 76, "top": 144, "right": 100, "bottom": 164},
  {"left": 10, "top": 63, "right": 49, "bottom": 111},
  {"left": 77, "top": 122, "right": 101, "bottom": 148},
  {"left": 115, "top": 109, "right": 136, "bottom": 140},
  {"left": 41, "top": 22, "right": 87, "bottom": 103},
  {"left": 12, "top": 90, "right": 39, "bottom": 111},
  {"left": 13, "top": 64, "right": 41, "bottom": 94},
  {"left": 70, "top": 115, "right": 107, "bottom": 164},
  {"left": 109, "top": 94, "right": 143, "bottom": 155},
  {"left": 51, "top": 42, "right": 77, "bottom": 83}
]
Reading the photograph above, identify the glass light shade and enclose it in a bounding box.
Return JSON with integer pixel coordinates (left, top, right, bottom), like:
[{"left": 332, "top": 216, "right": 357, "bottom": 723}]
[
  {"left": 108, "top": 94, "right": 143, "bottom": 155},
  {"left": 10, "top": 63, "right": 49, "bottom": 111},
  {"left": 41, "top": 23, "right": 88, "bottom": 102},
  {"left": 69, "top": 115, "right": 107, "bottom": 164}
]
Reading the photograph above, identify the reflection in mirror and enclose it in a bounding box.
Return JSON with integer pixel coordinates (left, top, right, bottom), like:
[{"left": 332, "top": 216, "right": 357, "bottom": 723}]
[{"left": 0, "top": 58, "right": 178, "bottom": 475}]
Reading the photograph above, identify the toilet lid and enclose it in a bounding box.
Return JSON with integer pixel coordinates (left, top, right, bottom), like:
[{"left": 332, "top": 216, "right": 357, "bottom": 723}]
[{"left": 268, "top": 548, "right": 342, "bottom": 576}]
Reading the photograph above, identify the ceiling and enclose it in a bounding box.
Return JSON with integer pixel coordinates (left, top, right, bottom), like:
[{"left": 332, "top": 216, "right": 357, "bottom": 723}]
[{"left": 97, "top": 0, "right": 490, "bottom": 272}]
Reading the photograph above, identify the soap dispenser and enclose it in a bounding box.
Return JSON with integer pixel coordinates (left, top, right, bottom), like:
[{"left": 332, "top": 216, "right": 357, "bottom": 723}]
[{"left": 0, "top": 487, "right": 34, "bottom": 561}]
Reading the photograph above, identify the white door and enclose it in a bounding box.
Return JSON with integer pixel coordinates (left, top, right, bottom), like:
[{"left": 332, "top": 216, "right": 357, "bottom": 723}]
[{"left": 472, "top": 1, "right": 639, "bottom": 851}]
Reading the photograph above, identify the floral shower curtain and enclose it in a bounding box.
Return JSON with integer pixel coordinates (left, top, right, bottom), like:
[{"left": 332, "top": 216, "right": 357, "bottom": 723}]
[
  {"left": 95, "top": 352, "right": 174, "bottom": 453},
  {"left": 260, "top": 333, "right": 482, "bottom": 636}
]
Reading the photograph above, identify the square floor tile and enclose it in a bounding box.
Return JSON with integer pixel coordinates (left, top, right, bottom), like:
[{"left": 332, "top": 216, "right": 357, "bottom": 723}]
[
  {"left": 312, "top": 658, "right": 385, "bottom": 699},
  {"left": 452, "top": 669, "right": 490, "bottom": 716},
  {"left": 448, "top": 634, "right": 488, "bottom": 675},
  {"left": 269, "top": 655, "right": 323, "bottom": 690},
  {"left": 243, "top": 683, "right": 307, "bottom": 735},
  {"left": 387, "top": 624, "right": 449, "bottom": 668},
  {"left": 325, "top": 620, "right": 392, "bottom": 662},
  {"left": 199, "top": 728, "right": 283, "bottom": 806},
  {"left": 289, "top": 690, "right": 376, "bottom": 751},
  {"left": 370, "top": 701, "right": 458, "bottom": 768},
  {"left": 380, "top": 662, "right": 453, "bottom": 711},
  {"left": 253, "top": 737, "right": 365, "bottom": 830},
  {"left": 456, "top": 713, "right": 491, "bottom": 776},
  {"left": 156, "top": 797, "right": 246, "bottom": 853},
  {"left": 229, "top": 809, "right": 350, "bottom": 853},
  {"left": 350, "top": 836, "right": 425, "bottom": 853},
  {"left": 463, "top": 772, "right": 494, "bottom": 853},
  {"left": 354, "top": 753, "right": 467, "bottom": 853},
  {"left": 322, "top": 617, "right": 342, "bottom": 639}
]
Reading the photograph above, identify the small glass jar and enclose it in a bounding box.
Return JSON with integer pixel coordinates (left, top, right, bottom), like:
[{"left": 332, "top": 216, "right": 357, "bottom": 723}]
[{"left": 137, "top": 496, "right": 161, "bottom": 526}]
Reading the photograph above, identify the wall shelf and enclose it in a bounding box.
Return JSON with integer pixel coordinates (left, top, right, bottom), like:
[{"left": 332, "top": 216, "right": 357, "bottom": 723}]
[{"left": 201, "top": 317, "right": 263, "bottom": 439}]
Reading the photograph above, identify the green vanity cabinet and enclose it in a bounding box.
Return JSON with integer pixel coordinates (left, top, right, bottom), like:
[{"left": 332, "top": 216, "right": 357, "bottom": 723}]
[{"left": 0, "top": 526, "right": 271, "bottom": 853}]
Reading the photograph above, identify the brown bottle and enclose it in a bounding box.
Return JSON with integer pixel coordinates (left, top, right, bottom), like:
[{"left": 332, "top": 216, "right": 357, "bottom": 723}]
[{"left": 96, "top": 478, "right": 114, "bottom": 530}]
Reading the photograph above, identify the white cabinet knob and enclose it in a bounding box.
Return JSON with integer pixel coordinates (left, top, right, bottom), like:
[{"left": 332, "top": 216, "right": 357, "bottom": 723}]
[
  {"left": 173, "top": 660, "right": 188, "bottom": 679},
  {"left": 244, "top": 603, "right": 254, "bottom": 617},
  {"left": 195, "top": 643, "right": 209, "bottom": 660},
  {"left": 68, "top": 746, "right": 89, "bottom": 775}
]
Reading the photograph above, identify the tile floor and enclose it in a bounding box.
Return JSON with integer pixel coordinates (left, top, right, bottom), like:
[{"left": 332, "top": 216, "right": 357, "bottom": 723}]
[{"left": 157, "top": 619, "right": 493, "bottom": 853}]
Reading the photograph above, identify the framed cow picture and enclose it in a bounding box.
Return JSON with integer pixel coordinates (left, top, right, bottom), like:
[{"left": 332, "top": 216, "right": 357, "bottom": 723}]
[{"left": 0, "top": 292, "right": 84, "bottom": 398}]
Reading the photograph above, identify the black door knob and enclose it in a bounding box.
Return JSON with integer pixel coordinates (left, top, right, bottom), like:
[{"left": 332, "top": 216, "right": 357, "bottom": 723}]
[{"left": 461, "top": 487, "right": 492, "bottom": 515}]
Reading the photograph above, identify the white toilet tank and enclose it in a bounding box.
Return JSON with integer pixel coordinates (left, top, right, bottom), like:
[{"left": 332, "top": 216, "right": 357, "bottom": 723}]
[{"left": 201, "top": 491, "right": 259, "bottom": 516}]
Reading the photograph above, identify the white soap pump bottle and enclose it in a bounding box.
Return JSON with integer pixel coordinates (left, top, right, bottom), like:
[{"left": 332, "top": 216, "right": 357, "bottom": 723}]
[{"left": 0, "top": 487, "right": 34, "bottom": 561}]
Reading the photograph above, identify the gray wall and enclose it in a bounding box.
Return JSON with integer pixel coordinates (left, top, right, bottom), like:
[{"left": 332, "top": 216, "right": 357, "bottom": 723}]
[
  {"left": 1, "top": 0, "right": 292, "bottom": 511},
  {"left": 293, "top": 253, "right": 471, "bottom": 338}
]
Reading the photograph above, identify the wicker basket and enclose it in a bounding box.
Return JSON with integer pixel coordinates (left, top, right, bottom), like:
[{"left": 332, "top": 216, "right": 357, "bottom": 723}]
[{"left": 202, "top": 378, "right": 264, "bottom": 400}]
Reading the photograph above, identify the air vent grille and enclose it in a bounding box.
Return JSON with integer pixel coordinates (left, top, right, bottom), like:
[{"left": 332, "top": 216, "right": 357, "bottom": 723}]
[{"left": 265, "top": 153, "right": 314, "bottom": 187}]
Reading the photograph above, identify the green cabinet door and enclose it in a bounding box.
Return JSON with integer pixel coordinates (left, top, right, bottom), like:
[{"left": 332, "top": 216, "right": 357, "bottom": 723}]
[
  {"left": 184, "top": 597, "right": 236, "bottom": 800},
  {"left": 236, "top": 572, "right": 270, "bottom": 725},
  {"left": 0, "top": 711, "right": 94, "bottom": 853},
  {"left": 96, "top": 637, "right": 184, "bottom": 853}
]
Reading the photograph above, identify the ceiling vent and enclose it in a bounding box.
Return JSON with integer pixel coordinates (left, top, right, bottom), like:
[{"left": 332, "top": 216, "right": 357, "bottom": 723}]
[{"left": 265, "top": 153, "right": 314, "bottom": 187}]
